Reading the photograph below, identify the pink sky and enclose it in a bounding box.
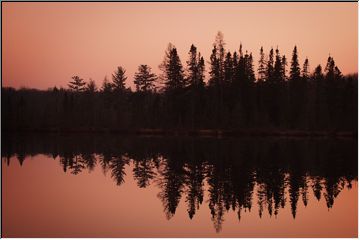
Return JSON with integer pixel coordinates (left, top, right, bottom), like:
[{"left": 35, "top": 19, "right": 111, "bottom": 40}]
[{"left": 3, "top": 2, "right": 358, "bottom": 90}]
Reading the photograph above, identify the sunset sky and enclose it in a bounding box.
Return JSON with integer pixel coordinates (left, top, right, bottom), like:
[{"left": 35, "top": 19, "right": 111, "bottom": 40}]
[{"left": 3, "top": 2, "right": 358, "bottom": 90}]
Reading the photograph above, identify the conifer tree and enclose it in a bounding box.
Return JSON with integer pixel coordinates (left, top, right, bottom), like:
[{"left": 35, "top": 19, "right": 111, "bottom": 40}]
[
  {"left": 246, "top": 53, "right": 256, "bottom": 84},
  {"left": 289, "top": 46, "right": 305, "bottom": 128},
  {"left": 258, "top": 47, "right": 267, "bottom": 82},
  {"left": 186, "top": 44, "right": 198, "bottom": 87},
  {"left": 290, "top": 46, "right": 301, "bottom": 80},
  {"left": 273, "top": 48, "right": 283, "bottom": 83},
  {"left": 186, "top": 44, "right": 205, "bottom": 88},
  {"left": 224, "top": 52, "right": 233, "bottom": 85},
  {"left": 266, "top": 48, "right": 275, "bottom": 82},
  {"left": 112, "top": 66, "right": 127, "bottom": 92},
  {"left": 302, "top": 58, "right": 310, "bottom": 79},
  {"left": 209, "top": 46, "right": 220, "bottom": 88},
  {"left": 134, "top": 65, "right": 157, "bottom": 92},
  {"left": 86, "top": 79, "right": 97, "bottom": 93},
  {"left": 68, "top": 76, "right": 86, "bottom": 92},
  {"left": 281, "top": 55, "right": 287, "bottom": 80},
  {"left": 214, "top": 31, "right": 226, "bottom": 84},
  {"left": 160, "top": 44, "right": 185, "bottom": 91},
  {"left": 101, "top": 76, "right": 113, "bottom": 93},
  {"left": 198, "top": 54, "right": 205, "bottom": 87}
]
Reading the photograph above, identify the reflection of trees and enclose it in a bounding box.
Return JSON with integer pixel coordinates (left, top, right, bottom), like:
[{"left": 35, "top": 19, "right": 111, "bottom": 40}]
[
  {"left": 207, "top": 164, "right": 226, "bottom": 233},
  {"left": 109, "top": 155, "right": 129, "bottom": 186},
  {"left": 184, "top": 161, "right": 205, "bottom": 219},
  {"left": 157, "top": 157, "right": 185, "bottom": 219},
  {"left": 4, "top": 135, "right": 357, "bottom": 232},
  {"left": 60, "top": 153, "right": 97, "bottom": 175},
  {"left": 82, "top": 153, "right": 97, "bottom": 172},
  {"left": 311, "top": 176, "right": 323, "bottom": 201},
  {"left": 60, "top": 154, "right": 85, "bottom": 175},
  {"left": 323, "top": 177, "right": 345, "bottom": 209},
  {"left": 133, "top": 156, "right": 158, "bottom": 188}
]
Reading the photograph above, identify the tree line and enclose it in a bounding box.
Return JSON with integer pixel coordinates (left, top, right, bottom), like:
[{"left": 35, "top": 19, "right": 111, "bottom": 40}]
[
  {"left": 3, "top": 32, "right": 357, "bottom": 132},
  {"left": 3, "top": 134, "right": 357, "bottom": 232}
]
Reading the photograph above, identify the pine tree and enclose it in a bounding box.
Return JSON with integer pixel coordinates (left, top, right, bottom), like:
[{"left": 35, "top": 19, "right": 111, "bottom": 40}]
[
  {"left": 186, "top": 44, "right": 198, "bottom": 87},
  {"left": 302, "top": 58, "right": 310, "bottom": 79},
  {"left": 273, "top": 48, "right": 283, "bottom": 83},
  {"left": 160, "top": 44, "right": 185, "bottom": 91},
  {"left": 313, "top": 65, "right": 323, "bottom": 82},
  {"left": 266, "top": 48, "right": 274, "bottom": 82},
  {"left": 290, "top": 46, "right": 301, "bottom": 80},
  {"left": 281, "top": 55, "right": 287, "bottom": 80},
  {"left": 224, "top": 51, "right": 233, "bottom": 85},
  {"left": 101, "top": 76, "right": 113, "bottom": 93},
  {"left": 112, "top": 66, "right": 127, "bottom": 92},
  {"left": 86, "top": 79, "right": 97, "bottom": 93},
  {"left": 208, "top": 46, "right": 220, "bottom": 88},
  {"left": 198, "top": 54, "right": 205, "bottom": 87},
  {"left": 289, "top": 45, "right": 305, "bottom": 128},
  {"left": 245, "top": 53, "right": 256, "bottom": 84},
  {"left": 134, "top": 65, "right": 157, "bottom": 92},
  {"left": 68, "top": 76, "right": 86, "bottom": 92},
  {"left": 324, "top": 56, "right": 342, "bottom": 129},
  {"left": 215, "top": 32, "right": 226, "bottom": 87},
  {"left": 186, "top": 44, "right": 204, "bottom": 88},
  {"left": 258, "top": 47, "right": 267, "bottom": 82},
  {"left": 325, "top": 56, "right": 335, "bottom": 77}
]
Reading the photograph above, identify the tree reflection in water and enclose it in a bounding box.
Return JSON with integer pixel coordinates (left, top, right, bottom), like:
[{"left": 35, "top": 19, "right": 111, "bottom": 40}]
[{"left": 3, "top": 134, "right": 357, "bottom": 232}]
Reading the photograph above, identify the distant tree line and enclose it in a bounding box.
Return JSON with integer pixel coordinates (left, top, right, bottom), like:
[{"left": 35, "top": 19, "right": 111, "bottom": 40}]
[
  {"left": 3, "top": 134, "right": 357, "bottom": 232},
  {"left": 3, "top": 32, "right": 357, "bottom": 132}
]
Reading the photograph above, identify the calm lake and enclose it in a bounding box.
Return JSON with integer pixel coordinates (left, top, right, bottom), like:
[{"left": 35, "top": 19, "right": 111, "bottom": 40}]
[{"left": 2, "top": 134, "right": 358, "bottom": 237}]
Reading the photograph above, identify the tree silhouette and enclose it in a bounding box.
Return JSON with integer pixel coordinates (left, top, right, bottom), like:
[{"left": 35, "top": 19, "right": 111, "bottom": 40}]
[
  {"left": 2, "top": 32, "right": 357, "bottom": 134},
  {"left": 134, "top": 65, "right": 157, "bottom": 92},
  {"left": 161, "top": 44, "right": 185, "bottom": 91},
  {"left": 258, "top": 46, "right": 267, "bottom": 82},
  {"left": 68, "top": 76, "right": 86, "bottom": 92},
  {"left": 112, "top": 66, "right": 127, "bottom": 92},
  {"left": 101, "top": 76, "right": 113, "bottom": 93},
  {"left": 133, "top": 157, "right": 157, "bottom": 188},
  {"left": 289, "top": 46, "right": 307, "bottom": 128},
  {"left": 186, "top": 44, "right": 205, "bottom": 88},
  {"left": 86, "top": 79, "right": 97, "bottom": 93}
]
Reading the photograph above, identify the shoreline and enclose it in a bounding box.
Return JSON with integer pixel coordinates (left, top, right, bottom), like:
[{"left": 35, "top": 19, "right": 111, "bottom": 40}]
[{"left": 3, "top": 128, "right": 357, "bottom": 138}]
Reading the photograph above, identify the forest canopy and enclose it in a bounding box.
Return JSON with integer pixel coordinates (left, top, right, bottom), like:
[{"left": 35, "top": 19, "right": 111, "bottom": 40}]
[{"left": 2, "top": 32, "right": 357, "bottom": 133}]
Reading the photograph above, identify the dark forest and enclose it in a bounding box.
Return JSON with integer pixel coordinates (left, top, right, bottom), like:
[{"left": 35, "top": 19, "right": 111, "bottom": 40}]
[{"left": 3, "top": 33, "right": 357, "bottom": 134}]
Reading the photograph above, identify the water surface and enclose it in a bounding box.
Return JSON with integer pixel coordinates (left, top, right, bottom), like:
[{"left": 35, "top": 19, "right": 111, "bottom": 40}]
[{"left": 2, "top": 134, "right": 358, "bottom": 237}]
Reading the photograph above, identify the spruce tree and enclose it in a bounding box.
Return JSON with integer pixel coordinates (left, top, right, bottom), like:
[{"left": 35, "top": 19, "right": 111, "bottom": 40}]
[
  {"left": 134, "top": 65, "right": 157, "bottom": 92},
  {"left": 68, "top": 76, "right": 86, "bottom": 92},
  {"left": 246, "top": 53, "right": 256, "bottom": 84},
  {"left": 101, "top": 76, "right": 113, "bottom": 93},
  {"left": 160, "top": 44, "right": 185, "bottom": 91},
  {"left": 289, "top": 46, "right": 305, "bottom": 128},
  {"left": 290, "top": 46, "right": 301, "bottom": 80},
  {"left": 224, "top": 52, "right": 233, "bottom": 85},
  {"left": 86, "top": 79, "right": 97, "bottom": 93},
  {"left": 112, "top": 66, "right": 127, "bottom": 92},
  {"left": 266, "top": 48, "right": 274, "bottom": 82},
  {"left": 208, "top": 46, "right": 220, "bottom": 88},
  {"left": 273, "top": 48, "right": 283, "bottom": 83},
  {"left": 186, "top": 44, "right": 204, "bottom": 88},
  {"left": 258, "top": 47, "right": 267, "bottom": 82},
  {"left": 302, "top": 58, "right": 310, "bottom": 79},
  {"left": 281, "top": 55, "right": 287, "bottom": 80},
  {"left": 186, "top": 44, "right": 198, "bottom": 87},
  {"left": 214, "top": 31, "right": 226, "bottom": 84},
  {"left": 198, "top": 54, "right": 205, "bottom": 87}
]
